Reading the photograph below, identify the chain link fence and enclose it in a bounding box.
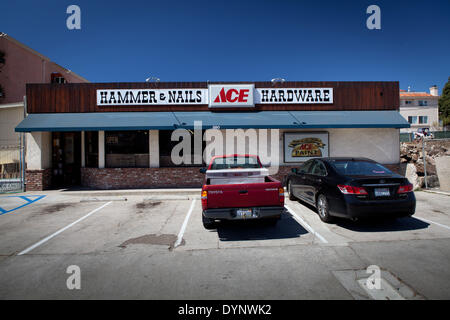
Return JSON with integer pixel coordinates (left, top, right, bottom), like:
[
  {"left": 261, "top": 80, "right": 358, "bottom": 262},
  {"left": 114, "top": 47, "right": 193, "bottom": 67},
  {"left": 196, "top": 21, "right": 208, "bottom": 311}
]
[{"left": 400, "top": 130, "right": 450, "bottom": 142}]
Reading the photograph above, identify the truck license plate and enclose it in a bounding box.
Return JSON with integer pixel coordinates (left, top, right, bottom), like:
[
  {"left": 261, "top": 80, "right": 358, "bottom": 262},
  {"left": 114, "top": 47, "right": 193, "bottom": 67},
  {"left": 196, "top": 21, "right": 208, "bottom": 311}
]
[
  {"left": 236, "top": 209, "right": 254, "bottom": 219},
  {"left": 374, "top": 188, "right": 390, "bottom": 197}
]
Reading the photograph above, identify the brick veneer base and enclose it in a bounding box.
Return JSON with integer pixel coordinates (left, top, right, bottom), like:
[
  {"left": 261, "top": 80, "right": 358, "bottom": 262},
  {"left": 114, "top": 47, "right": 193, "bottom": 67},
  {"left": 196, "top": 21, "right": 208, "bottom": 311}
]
[
  {"left": 26, "top": 169, "right": 52, "bottom": 191},
  {"left": 80, "top": 164, "right": 405, "bottom": 190},
  {"left": 81, "top": 167, "right": 205, "bottom": 189}
]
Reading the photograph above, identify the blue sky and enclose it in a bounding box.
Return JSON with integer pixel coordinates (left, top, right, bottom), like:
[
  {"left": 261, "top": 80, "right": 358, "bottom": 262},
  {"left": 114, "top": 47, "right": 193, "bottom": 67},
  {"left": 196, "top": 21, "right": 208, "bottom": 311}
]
[{"left": 1, "top": 0, "right": 449, "bottom": 93}]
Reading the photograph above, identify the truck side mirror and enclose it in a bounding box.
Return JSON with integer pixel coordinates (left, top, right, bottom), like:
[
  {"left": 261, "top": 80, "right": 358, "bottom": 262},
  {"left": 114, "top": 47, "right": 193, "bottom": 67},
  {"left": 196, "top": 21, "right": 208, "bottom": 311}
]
[{"left": 199, "top": 168, "right": 206, "bottom": 174}]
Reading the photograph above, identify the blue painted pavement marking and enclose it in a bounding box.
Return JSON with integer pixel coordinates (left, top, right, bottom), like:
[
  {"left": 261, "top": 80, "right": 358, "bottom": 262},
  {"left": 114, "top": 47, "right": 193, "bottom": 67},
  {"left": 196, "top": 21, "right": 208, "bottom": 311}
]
[{"left": 0, "top": 195, "right": 46, "bottom": 216}]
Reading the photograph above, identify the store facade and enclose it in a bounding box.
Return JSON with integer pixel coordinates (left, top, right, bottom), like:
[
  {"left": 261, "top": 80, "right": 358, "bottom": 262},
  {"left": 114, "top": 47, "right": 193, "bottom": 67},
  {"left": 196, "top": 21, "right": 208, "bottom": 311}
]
[{"left": 16, "top": 81, "right": 409, "bottom": 190}]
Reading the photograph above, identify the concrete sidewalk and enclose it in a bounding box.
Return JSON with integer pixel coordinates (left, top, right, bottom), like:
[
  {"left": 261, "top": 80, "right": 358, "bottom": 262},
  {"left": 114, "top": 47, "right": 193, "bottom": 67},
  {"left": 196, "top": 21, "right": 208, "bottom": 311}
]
[{"left": 10, "top": 187, "right": 202, "bottom": 201}]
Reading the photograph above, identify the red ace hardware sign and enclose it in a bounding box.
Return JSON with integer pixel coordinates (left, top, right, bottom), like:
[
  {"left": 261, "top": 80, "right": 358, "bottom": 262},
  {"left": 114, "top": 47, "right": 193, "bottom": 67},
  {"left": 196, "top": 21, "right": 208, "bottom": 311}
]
[
  {"left": 208, "top": 84, "right": 255, "bottom": 108},
  {"left": 96, "top": 85, "right": 334, "bottom": 107}
]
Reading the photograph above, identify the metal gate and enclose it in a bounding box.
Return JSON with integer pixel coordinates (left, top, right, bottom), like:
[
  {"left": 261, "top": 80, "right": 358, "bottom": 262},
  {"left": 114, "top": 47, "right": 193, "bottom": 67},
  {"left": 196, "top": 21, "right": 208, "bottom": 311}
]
[{"left": 0, "top": 137, "right": 25, "bottom": 193}]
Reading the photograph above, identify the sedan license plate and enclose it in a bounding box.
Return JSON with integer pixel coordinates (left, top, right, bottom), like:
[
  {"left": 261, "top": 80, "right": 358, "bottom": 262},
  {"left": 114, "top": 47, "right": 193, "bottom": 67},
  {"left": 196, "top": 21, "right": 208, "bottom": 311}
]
[
  {"left": 374, "top": 188, "right": 390, "bottom": 197},
  {"left": 236, "top": 209, "right": 255, "bottom": 219}
]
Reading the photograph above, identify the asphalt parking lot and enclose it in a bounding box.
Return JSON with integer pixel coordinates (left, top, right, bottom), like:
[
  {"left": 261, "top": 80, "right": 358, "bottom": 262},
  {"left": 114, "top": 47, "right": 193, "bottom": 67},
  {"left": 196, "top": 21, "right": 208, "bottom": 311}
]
[{"left": 0, "top": 189, "right": 449, "bottom": 299}]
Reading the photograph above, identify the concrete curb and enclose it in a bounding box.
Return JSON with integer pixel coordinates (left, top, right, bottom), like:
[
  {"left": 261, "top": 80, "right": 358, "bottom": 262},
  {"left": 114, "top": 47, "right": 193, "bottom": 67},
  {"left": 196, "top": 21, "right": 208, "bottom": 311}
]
[
  {"left": 35, "top": 188, "right": 202, "bottom": 197},
  {"left": 421, "top": 189, "right": 450, "bottom": 196}
]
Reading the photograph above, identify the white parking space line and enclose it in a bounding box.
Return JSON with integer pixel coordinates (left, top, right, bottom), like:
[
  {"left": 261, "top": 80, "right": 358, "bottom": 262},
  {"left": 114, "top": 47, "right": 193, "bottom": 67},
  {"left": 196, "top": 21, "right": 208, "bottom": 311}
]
[
  {"left": 18, "top": 201, "right": 112, "bottom": 256},
  {"left": 414, "top": 216, "right": 450, "bottom": 231},
  {"left": 285, "top": 205, "right": 328, "bottom": 244},
  {"left": 174, "top": 199, "right": 196, "bottom": 248}
]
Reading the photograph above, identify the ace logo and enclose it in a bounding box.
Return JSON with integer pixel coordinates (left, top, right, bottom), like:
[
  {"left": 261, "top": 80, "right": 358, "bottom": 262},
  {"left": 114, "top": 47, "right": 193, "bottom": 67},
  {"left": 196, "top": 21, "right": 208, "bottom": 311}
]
[
  {"left": 209, "top": 84, "right": 254, "bottom": 108},
  {"left": 214, "top": 88, "right": 250, "bottom": 103}
]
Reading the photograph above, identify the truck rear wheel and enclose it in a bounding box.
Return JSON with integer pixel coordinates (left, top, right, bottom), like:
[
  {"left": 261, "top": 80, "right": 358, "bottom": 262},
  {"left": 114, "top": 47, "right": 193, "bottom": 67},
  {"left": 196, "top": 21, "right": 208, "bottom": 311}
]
[
  {"left": 202, "top": 214, "right": 217, "bottom": 229},
  {"left": 263, "top": 217, "right": 280, "bottom": 226}
]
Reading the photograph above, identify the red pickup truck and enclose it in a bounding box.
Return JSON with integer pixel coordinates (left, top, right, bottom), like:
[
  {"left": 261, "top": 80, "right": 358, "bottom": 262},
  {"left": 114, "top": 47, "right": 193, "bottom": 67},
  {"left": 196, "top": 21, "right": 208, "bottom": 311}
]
[{"left": 200, "top": 154, "right": 285, "bottom": 229}]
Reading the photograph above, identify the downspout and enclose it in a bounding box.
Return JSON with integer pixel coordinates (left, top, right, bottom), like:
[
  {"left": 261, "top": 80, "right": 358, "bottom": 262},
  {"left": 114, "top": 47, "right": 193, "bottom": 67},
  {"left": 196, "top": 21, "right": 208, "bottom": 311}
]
[{"left": 22, "top": 95, "right": 27, "bottom": 191}]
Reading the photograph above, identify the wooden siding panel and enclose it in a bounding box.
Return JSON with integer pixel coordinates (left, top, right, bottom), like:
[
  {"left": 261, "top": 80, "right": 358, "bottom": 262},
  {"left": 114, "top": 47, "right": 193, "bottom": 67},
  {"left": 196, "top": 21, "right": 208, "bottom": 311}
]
[{"left": 26, "top": 81, "right": 399, "bottom": 113}]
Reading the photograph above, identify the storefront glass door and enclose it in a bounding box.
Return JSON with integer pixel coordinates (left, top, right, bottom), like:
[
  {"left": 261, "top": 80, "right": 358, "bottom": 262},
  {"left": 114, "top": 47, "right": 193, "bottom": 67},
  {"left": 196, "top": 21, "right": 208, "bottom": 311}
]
[{"left": 51, "top": 132, "right": 81, "bottom": 187}]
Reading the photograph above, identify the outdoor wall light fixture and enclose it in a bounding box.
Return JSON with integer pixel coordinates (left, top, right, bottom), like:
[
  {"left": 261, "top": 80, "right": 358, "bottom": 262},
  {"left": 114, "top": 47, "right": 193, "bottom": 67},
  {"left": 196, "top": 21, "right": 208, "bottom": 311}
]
[{"left": 145, "top": 76, "right": 160, "bottom": 82}]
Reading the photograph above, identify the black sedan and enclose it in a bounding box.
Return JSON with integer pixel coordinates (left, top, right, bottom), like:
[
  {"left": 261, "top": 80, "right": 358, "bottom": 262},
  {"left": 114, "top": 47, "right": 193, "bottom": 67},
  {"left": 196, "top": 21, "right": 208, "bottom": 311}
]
[{"left": 284, "top": 157, "right": 416, "bottom": 222}]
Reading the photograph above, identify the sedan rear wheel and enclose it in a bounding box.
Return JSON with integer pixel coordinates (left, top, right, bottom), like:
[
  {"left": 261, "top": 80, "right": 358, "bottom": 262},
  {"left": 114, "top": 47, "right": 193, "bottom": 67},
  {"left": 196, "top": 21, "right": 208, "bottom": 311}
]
[{"left": 317, "top": 194, "right": 334, "bottom": 223}]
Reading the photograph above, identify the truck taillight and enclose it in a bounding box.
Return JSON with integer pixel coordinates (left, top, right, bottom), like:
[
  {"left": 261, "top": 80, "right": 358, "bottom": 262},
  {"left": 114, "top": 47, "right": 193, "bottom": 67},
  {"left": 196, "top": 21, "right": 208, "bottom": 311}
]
[
  {"left": 397, "top": 184, "right": 413, "bottom": 194},
  {"left": 201, "top": 190, "right": 207, "bottom": 207},
  {"left": 337, "top": 185, "right": 368, "bottom": 195},
  {"left": 279, "top": 187, "right": 284, "bottom": 204}
]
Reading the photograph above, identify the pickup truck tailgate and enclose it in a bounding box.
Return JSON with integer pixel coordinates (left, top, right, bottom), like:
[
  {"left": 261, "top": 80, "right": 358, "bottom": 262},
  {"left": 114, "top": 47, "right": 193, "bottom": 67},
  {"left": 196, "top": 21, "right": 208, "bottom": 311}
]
[{"left": 205, "top": 180, "right": 281, "bottom": 209}]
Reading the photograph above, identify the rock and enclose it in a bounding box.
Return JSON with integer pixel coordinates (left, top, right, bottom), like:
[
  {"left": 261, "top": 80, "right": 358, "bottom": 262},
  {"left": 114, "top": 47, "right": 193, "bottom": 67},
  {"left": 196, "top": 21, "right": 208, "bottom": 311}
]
[
  {"left": 415, "top": 162, "right": 436, "bottom": 176},
  {"left": 405, "top": 163, "right": 420, "bottom": 190},
  {"left": 427, "top": 175, "right": 440, "bottom": 188},
  {"left": 435, "top": 156, "right": 450, "bottom": 192},
  {"left": 400, "top": 141, "right": 450, "bottom": 185},
  {"left": 419, "top": 175, "right": 440, "bottom": 188}
]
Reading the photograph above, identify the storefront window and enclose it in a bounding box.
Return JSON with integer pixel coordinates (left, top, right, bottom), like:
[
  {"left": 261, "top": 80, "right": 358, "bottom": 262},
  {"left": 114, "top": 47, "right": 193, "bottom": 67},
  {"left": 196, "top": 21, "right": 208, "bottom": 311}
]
[
  {"left": 159, "top": 130, "right": 206, "bottom": 167},
  {"left": 105, "top": 131, "right": 149, "bottom": 168},
  {"left": 85, "top": 131, "right": 98, "bottom": 168}
]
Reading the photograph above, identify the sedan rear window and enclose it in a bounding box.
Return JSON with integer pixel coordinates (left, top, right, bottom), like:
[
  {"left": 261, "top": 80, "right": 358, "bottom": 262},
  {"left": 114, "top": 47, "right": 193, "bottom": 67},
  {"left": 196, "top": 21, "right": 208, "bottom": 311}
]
[
  {"left": 210, "top": 156, "right": 260, "bottom": 170},
  {"left": 329, "top": 160, "right": 393, "bottom": 176}
]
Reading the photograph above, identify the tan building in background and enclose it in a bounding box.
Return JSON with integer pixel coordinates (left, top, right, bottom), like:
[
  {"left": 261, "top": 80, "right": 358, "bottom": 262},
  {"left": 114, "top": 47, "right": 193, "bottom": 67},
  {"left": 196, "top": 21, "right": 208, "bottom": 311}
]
[
  {"left": 0, "top": 33, "right": 88, "bottom": 181},
  {"left": 399, "top": 85, "right": 440, "bottom": 133}
]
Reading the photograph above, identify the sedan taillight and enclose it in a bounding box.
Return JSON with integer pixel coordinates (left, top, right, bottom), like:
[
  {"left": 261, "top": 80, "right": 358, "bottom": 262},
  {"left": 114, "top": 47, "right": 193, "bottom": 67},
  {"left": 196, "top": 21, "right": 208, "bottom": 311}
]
[
  {"left": 397, "top": 184, "right": 413, "bottom": 194},
  {"left": 337, "top": 185, "right": 368, "bottom": 195}
]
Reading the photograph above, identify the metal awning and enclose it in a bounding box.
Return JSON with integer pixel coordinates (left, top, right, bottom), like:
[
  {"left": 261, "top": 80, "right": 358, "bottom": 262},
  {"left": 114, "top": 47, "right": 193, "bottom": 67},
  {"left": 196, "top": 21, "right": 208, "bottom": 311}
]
[
  {"left": 288, "top": 111, "right": 410, "bottom": 128},
  {"left": 15, "top": 112, "right": 180, "bottom": 132},
  {"left": 173, "top": 111, "right": 410, "bottom": 129},
  {"left": 15, "top": 110, "right": 409, "bottom": 132},
  {"left": 173, "top": 111, "right": 300, "bottom": 129}
]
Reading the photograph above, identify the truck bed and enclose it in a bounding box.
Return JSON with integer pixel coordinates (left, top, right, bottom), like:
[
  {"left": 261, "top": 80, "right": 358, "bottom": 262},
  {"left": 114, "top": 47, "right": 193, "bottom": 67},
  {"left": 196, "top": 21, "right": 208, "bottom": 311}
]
[{"left": 203, "top": 175, "right": 283, "bottom": 209}]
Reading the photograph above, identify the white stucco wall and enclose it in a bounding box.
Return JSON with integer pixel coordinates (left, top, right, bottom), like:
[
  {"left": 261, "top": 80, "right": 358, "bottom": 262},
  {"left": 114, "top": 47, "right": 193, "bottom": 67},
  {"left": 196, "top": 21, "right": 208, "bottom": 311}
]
[
  {"left": 327, "top": 128, "right": 399, "bottom": 164},
  {"left": 201, "top": 127, "right": 400, "bottom": 168},
  {"left": 149, "top": 130, "right": 160, "bottom": 167},
  {"left": 278, "top": 128, "right": 399, "bottom": 165},
  {"left": 26, "top": 131, "right": 52, "bottom": 170},
  {"left": 98, "top": 131, "right": 105, "bottom": 168},
  {"left": 203, "top": 128, "right": 280, "bottom": 167}
]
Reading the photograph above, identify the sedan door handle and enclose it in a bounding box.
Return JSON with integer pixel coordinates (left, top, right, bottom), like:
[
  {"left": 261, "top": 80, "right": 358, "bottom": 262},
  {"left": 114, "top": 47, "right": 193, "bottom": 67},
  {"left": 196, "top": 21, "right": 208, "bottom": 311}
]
[{"left": 315, "top": 178, "right": 322, "bottom": 183}]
